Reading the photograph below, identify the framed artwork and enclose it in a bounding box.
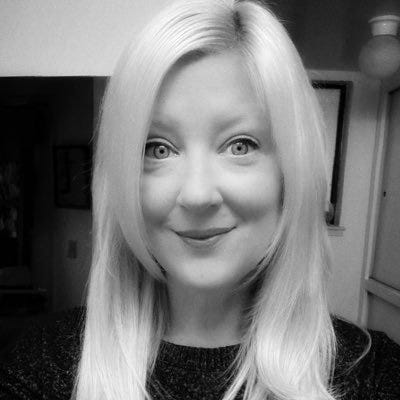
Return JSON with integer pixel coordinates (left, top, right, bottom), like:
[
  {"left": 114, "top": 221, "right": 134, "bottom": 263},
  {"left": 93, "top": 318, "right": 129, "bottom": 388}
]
[
  {"left": 312, "top": 80, "right": 351, "bottom": 226},
  {"left": 53, "top": 146, "right": 91, "bottom": 209}
]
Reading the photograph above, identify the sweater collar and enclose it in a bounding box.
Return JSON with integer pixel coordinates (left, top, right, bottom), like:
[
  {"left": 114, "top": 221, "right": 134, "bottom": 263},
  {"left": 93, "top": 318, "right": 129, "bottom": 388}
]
[{"left": 157, "top": 340, "right": 240, "bottom": 372}]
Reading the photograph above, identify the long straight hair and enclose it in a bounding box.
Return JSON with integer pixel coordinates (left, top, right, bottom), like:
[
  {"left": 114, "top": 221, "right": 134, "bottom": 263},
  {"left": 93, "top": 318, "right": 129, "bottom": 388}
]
[{"left": 73, "top": 0, "right": 337, "bottom": 399}]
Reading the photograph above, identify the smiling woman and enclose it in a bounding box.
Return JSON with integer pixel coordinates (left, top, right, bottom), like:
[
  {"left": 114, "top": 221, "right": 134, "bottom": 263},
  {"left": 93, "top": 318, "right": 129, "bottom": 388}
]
[
  {"left": 0, "top": 0, "right": 399, "bottom": 399},
  {"left": 141, "top": 51, "right": 282, "bottom": 347},
  {"left": 141, "top": 51, "right": 281, "bottom": 298}
]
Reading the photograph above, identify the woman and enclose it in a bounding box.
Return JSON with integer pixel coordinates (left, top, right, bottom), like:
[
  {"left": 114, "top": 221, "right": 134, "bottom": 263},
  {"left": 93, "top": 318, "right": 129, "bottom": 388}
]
[{"left": 1, "top": 0, "right": 399, "bottom": 399}]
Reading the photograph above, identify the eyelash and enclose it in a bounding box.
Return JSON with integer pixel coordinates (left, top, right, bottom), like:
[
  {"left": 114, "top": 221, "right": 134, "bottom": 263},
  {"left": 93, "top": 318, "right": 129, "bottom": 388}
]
[
  {"left": 228, "top": 137, "right": 259, "bottom": 154},
  {"left": 144, "top": 136, "right": 259, "bottom": 159},
  {"left": 144, "top": 140, "right": 177, "bottom": 159}
]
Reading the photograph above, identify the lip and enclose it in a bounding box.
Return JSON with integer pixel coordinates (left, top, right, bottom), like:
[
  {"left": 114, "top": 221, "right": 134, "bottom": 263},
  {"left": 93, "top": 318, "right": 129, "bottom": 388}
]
[
  {"left": 174, "top": 227, "right": 235, "bottom": 249},
  {"left": 175, "top": 227, "right": 234, "bottom": 239}
]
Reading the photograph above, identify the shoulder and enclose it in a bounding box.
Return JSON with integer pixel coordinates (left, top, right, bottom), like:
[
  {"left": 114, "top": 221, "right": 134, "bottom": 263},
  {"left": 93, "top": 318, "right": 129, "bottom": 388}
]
[
  {"left": 0, "top": 307, "right": 84, "bottom": 400},
  {"left": 332, "top": 316, "right": 400, "bottom": 399},
  {"left": 38, "top": 306, "right": 84, "bottom": 371}
]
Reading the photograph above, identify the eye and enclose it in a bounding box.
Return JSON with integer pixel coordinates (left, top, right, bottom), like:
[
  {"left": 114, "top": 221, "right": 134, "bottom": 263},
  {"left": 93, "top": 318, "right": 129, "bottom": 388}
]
[
  {"left": 227, "top": 137, "right": 259, "bottom": 155},
  {"left": 145, "top": 140, "right": 175, "bottom": 159}
]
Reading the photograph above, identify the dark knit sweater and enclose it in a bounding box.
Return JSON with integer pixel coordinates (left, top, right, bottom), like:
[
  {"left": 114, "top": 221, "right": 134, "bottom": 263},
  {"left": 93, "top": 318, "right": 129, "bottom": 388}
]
[{"left": 0, "top": 307, "right": 399, "bottom": 399}]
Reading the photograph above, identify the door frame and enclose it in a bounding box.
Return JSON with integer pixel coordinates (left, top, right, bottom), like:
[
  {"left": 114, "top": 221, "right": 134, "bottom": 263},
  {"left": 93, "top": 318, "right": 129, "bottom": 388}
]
[{"left": 359, "top": 71, "right": 400, "bottom": 325}]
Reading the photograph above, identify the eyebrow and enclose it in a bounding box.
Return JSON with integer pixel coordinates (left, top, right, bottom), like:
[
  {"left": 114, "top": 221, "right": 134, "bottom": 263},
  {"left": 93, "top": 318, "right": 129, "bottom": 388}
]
[
  {"left": 214, "top": 116, "right": 251, "bottom": 132},
  {"left": 149, "top": 118, "right": 177, "bottom": 132},
  {"left": 150, "top": 115, "right": 252, "bottom": 133}
]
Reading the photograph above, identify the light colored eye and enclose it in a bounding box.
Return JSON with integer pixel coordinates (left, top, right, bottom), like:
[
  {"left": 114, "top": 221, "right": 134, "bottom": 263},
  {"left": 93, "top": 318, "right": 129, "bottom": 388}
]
[
  {"left": 145, "top": 142, "right": 171, "bottom": 159},
  {"left": 228, "top": 138, "right": 258, "bottom": 155}
]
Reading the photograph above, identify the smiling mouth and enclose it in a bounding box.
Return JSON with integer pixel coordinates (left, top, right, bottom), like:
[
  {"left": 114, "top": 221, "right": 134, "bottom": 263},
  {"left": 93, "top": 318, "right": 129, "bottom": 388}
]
[
  {"left": 175, "top": 227, "right": 235, "bottom": 240},
  {"left": 174, "top": 227, "right": 235, "bottom": 248}
]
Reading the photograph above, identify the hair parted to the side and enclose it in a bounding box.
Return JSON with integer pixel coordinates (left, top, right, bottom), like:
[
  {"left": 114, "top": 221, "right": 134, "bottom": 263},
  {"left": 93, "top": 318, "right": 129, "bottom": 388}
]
[{"left": 73, "top": 0, "right": 338, "bottom": 399}]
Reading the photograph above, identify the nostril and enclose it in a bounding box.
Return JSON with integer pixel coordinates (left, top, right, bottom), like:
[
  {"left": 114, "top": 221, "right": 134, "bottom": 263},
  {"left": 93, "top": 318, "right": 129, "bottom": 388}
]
[
  {"left": 176, "top": 172, "right": 223, "bottom": 210},
  {"left": 176, "top": 188, "right": 223, "bottom": 210}
]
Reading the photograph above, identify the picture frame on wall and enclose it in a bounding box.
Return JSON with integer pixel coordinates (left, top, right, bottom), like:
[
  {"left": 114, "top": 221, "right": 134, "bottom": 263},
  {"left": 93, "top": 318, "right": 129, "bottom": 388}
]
[
  {"left": 53, "top": 145, "right": 91, "bottom": 209},
  {"left": 312, "top": 80, "right": 351, "bottom": 227}
]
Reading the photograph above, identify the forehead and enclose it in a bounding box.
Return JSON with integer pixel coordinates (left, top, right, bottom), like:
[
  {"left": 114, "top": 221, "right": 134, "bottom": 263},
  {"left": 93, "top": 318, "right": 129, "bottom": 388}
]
[{"left": 152, "top": 51, "right": 264, "bottom": 127}]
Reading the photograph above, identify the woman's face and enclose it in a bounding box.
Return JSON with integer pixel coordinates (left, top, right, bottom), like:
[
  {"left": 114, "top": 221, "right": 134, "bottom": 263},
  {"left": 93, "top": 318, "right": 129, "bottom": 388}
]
[{"left": 141, "top": 51, "right": 281, "bottom": 290}]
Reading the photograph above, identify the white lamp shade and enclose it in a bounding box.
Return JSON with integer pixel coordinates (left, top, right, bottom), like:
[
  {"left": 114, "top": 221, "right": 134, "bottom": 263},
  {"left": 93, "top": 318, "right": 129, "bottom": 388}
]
[{"left": 359, "top": 35, "right": 400, "bottom": 79}]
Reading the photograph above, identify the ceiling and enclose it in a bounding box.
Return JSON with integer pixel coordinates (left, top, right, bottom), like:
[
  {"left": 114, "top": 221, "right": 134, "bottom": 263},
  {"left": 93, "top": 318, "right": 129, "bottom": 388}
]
[{"left": 266, "top": 0, "right": 400, "bottom": 71}]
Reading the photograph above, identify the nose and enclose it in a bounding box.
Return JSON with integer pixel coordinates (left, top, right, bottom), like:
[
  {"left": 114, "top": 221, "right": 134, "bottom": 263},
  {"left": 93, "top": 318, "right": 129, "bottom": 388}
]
[{"left": 176, "top": 156, "right": 223, "bottom": 212}]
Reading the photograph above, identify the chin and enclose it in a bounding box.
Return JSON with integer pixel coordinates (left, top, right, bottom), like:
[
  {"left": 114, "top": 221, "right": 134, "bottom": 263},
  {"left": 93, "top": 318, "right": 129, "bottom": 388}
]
[{"left": 166, "top": 263, "right": 248, "bottom": 291}]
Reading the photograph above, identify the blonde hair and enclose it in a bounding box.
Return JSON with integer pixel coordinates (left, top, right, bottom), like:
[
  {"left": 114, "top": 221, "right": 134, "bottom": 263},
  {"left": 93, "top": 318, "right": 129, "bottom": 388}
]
[{"left": 74, "top": 0, "right": 337, "bottom": 399}]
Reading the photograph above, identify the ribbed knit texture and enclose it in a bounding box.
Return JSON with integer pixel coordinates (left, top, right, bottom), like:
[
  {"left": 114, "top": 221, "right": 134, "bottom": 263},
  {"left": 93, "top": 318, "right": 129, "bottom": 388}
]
[
  {"left": 151, "top": 340, "right": 240, "bottom": 400},
  {"left": 0, "top": 307, "right": 399, "bottom": 399}
]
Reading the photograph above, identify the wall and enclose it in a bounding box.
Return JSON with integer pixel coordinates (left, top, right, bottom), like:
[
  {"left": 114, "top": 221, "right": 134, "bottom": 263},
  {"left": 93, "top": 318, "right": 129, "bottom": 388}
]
[
  {"left": 46, "top": 78, "right": 107, "bottom": 311},
  {"left": 0, "top": 0, "right": 170, "bottom": 76},
  {"left": 50, "top": 79, "right": 94, "bottom": 311},
  {"left": 309, "top": 70, "right": 381, "bottom": 323},
  {"left": 31, "top": 100, "right": 55, "bottom": 296},
  {"left": 365, "top": 83, "right": 400, "bottom": 344},
  {"left": 2, "top": 0, "right": 398, "bottom": 76}
]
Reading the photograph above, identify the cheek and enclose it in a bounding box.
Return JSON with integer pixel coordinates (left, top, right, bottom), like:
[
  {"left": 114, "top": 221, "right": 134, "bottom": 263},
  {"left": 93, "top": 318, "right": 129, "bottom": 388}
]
[
  {"left": 141, "top": 173, "right": 179, "bottom": 225},
  {"left": 141, "top": 157, "right": 282, "bottom": 224},
  {"left": 221, "top": 161, "right": 282, "bottom": 219}
]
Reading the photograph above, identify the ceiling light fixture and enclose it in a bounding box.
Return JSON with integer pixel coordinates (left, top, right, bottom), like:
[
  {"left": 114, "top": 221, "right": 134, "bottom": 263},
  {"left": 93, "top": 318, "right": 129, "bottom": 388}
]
[{"left": 359, "top": 15, "right": 400, "bottom": 79}]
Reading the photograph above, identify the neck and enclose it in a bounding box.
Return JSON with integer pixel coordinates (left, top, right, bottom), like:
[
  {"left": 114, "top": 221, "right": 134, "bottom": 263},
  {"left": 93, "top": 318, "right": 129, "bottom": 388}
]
[{"left": 164, "top": 279, "right": 248, "bottom": 348}]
